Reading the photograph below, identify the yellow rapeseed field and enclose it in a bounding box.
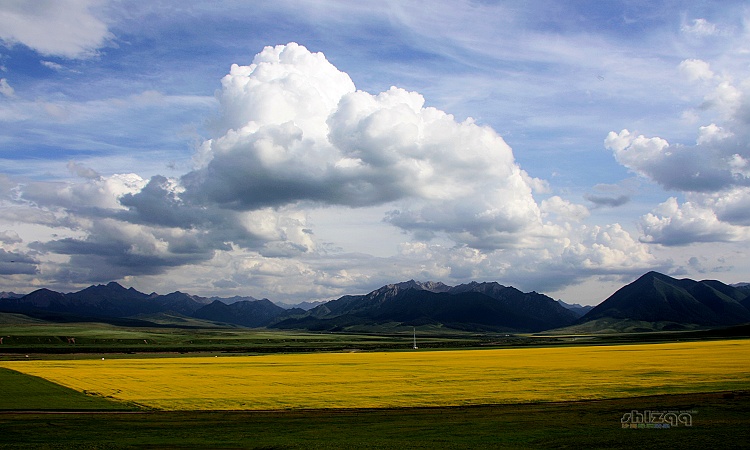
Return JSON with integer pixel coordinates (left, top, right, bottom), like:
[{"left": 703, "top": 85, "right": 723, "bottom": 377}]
[{"left": 2, "top": 339, "right": 749, "bottom": 410}]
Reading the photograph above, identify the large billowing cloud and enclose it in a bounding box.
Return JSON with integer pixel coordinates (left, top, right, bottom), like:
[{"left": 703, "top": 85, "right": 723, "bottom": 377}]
[
  {"left": 0, "top": 0, "right": 111, "bottom": 58},
  {"left": 152, "top": 43, "right": 546, "bottom": 250}
]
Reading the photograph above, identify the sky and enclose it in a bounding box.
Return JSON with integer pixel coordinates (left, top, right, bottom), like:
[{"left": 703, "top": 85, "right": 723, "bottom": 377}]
[{"left": 0, "top": 0, "right": 749, "bottom": 305}]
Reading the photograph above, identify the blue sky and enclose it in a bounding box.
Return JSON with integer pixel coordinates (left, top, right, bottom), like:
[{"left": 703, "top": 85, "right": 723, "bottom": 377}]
[{"left": 1, "top": 0, "right": 749, "bottom": 305}]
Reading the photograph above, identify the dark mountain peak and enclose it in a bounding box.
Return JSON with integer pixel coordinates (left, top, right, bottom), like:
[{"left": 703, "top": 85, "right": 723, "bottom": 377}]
[
  {"left": 70, "top": 282, "right": 150, "bottom": 304},
  {"left": 28, "top": 288, "right": 58, "bottom": 295},
  {"left": 416, "top": 281, "right": 452, "bottom": 292},
  {"left": 239, "top": 298, "right": 278, "bottom": 308},
  {"left": 17, "top": 288, "right": 66, "bottom": 308},
  {"left": 368, "top": 283, "right": 410, "bottom": 300},
  {"left": 449, "top": 281, "right": 514, "bottom": 296},
  {"left": 643, "top": 270, "right": 664, "bottom": 277},
  {"left": 159, "top": 290, "right": 210, "bottom": 303},
  {"left": 202, "top": 299, "right": 231, "bottom": 309},
  {"left": 652, "top": 270, "right": 674, "bottom": 277},
  {"left": 470, "top": 281, "right": 506, "bottom": 289},
  {"left": 580, "top": 271, "right": 750, "bottom": 327},
  {"left": 389, "top": 280, "right": 450, "bottom": 293},
  {"left": 363, "top": 280, "right": 452, "bottom": 303},
  {"left": 78, "top": 282, "right": 125, "bottom": 294},
  {"left": 635, "top": 270, "right": 675, "bottom": 284},
  {"left": 193, "top": 297, "right": 287, "bottom": 327},
  {"left": 388, "top": 280, "right": 422, "bottom": 290},
  {"left": 152, "top": 291, "right": 210, "bottom": 315}
]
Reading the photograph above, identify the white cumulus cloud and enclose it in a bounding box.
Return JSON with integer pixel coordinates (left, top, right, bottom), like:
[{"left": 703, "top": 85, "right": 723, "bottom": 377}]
[
  {"left": 171, "top": 43, "right": 546, "bottom": 250},
  {"left": 696, "top": 123, "right": 733, "bottom": 145},
  {"left": 679, "top": 59, "right": 714, "bottom": 83},
  {"left": 639, "top": 197, "right": 750, "bottom": 246},
  {"left": 541, "top": 196, "right": 589, "bottom": 222}
]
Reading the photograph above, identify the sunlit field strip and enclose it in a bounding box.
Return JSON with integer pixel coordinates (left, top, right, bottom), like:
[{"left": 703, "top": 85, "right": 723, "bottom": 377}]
[{"left": 2, "top": 339, "right": 748, "bottom": 411}]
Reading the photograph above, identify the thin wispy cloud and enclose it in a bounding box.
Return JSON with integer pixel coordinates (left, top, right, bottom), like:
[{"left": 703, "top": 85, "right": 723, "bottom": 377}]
[{"left": 0, "top": 0, "right": 111, "bottom": 59}]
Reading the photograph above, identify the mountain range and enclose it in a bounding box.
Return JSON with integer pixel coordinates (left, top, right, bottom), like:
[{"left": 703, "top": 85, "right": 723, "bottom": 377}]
[
  {"left": 272, "top": 280, "right": 580, "bottom": 332},
  {"left": 1, "top": 272, "right": 749, "bottom": 333}
]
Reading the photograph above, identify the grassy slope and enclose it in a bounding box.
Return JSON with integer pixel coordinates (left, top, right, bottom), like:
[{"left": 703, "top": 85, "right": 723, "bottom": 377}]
[
  {"left": 0, "top": 367, "right": 138, "bottom": 411},
  {"left": 0, "top": 391, "right": 747, "bottom": 449},
  {"left": 0, "top": 313, "right": 46, "bottom": 325},
  {"left": 0, "top": 316, "right": 507, "bottom": 354},
  {"left": 3, "top": 312, "right": 748, "bottom": 355}
]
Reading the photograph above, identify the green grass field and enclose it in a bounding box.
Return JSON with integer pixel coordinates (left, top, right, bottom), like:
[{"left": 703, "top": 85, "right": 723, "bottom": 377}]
[
  {"left": 0, "top": 316, "right": 507, "bottom": 354},
  {"left": 1, "top": 391, "right": 747, "bottom": 449},
  {"left": 0, "top": 368, "right": 138, "bottom": 411},
  {"left": 2, "top": 312, "right": 746, "bottom": 357}
]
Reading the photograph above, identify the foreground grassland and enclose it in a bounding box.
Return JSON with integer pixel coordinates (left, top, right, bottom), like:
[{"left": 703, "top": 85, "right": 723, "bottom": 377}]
[
  {"left": 1, "top": 392, "right": 748, "bottom": 449},
  {"left": 2, "top": 339, "right": 748, "bottom": 411},
  {"left": 0, "top": 367, "right": 138, "bottom": 411}
]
